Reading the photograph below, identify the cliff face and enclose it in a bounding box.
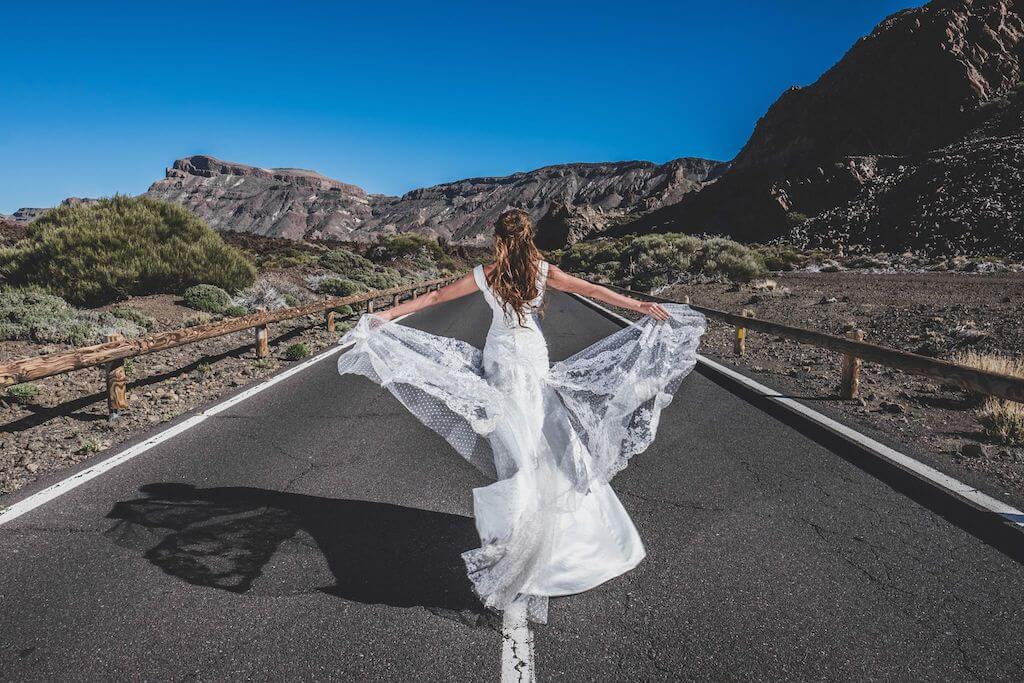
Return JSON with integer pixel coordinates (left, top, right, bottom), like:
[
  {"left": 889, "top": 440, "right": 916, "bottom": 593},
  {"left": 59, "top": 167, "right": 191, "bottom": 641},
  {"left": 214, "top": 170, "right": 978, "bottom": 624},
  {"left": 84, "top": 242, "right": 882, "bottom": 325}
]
[
  {"left": 368, "top": 157, "right": 726, "bottom": 245},
  {"left": 617, "top": 0, "right": 1024, "bottom": 254},
  {"left": 139, "top": 154, "right": 725, "bottom": 244},
  {"left": 144, "top": 156, "right": 377, "bottom": 241}
]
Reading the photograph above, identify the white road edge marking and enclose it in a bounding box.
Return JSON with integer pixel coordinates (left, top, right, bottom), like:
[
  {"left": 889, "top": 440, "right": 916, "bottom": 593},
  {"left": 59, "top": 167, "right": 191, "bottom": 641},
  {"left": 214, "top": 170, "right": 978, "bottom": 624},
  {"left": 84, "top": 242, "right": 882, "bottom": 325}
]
[
  {"left": 568, "top": 292, "right": 1024, "bottom": 528},
  {"left": 0, "top": 312, "right": 413, "bottom": 527}
]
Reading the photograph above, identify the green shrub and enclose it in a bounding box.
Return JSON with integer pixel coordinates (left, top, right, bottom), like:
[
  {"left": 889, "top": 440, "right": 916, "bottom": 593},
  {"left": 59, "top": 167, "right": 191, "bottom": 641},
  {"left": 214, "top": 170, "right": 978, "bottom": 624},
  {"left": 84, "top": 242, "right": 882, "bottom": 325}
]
[
  {"left": 320, "top": 248, "right": 376, "bottom": 275},
  {"left": 366, "top": 233, "right": 444, "bottom": 264},
  {"left": 697, "top": 238, "right": 767, "bottom": 282},
  {"left": 222, "top": 304, "right": 248, "bottom": 317},
  {"left": 756, "top": 245, "right": 808, "bottom": 272},
  {"left": 0, "top": 287, "right": 144, "bottom": 345},
  {"left": 319, "top": 248, "right": 403, "bottom": 290},
  {"left": 5, "top": 195, "right": 256, "bottom": 306},
  {"left": 109, "top": 305, "right": 154, "bottom": 330},
  {"left": 317, "top": 277, "right": 367, "bottom": 297},
  {"left": 558, "top": 239, "right": 625, "bottom": 280},
  {"left": 331, "top": 304, "right": 354, "bottom": 317},
  {"left": 621, "top": 234, "right": 702, "bottom": 290},
  {"left": 284, "top": 342, "right": 310, "bottom": 361},
  {"left": 183, "top": 284, "right": 233, "bottom": 313},
  {"left": 6, "top": 383, "right": 40, "bottom": 404}
]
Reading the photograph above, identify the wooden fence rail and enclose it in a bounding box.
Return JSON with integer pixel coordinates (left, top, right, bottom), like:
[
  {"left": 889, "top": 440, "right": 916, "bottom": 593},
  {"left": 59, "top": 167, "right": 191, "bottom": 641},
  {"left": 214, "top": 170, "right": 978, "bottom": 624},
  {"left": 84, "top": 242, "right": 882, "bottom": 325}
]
[
  {"left": 0, "top": 277, "right": 455, "bottom": 397},
  {"left": 594, "top": 281, "right": 1024, "bottom": 404}
]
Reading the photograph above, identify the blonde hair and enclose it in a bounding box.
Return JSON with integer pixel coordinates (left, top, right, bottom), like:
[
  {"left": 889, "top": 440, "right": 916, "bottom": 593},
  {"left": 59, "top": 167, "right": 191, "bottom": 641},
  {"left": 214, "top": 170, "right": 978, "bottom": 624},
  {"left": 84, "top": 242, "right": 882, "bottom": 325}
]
[{"left": 487, "top": 209, "right": 544, "bottom": 326}]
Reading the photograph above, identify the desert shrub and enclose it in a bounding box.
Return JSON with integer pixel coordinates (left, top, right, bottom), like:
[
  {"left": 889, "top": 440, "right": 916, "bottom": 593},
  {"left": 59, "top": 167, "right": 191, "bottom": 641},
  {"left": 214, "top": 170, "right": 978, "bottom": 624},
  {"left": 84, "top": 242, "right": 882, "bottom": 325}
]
[
  {"left": 978, "top": 399, "right": 1024, "bottom": 446},
  {"left": 757, "top": 245, "right": 807, "bottom": 272},
  {"left": 953, "top": 352, "right": 1024, "bottom": 444},
  {"left": 319, "top": 248, "right": 403, "bottom": 290},
  {"left": 559, "top": 239, "right": 625, "bottom": 281},
  {"left": 320, "top": 247, "right": 377, "bottom": 275},
  {"left": 5, "top": 195, "right": 255, "bottom": 306},
  {"left": 109, "top": 305, "right": 154, "bottom": 330},
  {"left": 6, "top": 383, "right": 40, "bottom": 403},
  {"left": 264, "top": 248, "right": 320, "bottom": 269},
  {"left": 317, "top": 278, "right": 367, "bottom": 297},
  {"left": 0, "top": 287, "right": 145, "bottom": 345},
  {"left": 366, "top": 233, "right": 444, "bottom": 265},
  {"left": 223, "top": 304, "right": 249, "bottom": 317},
  {"left": 182, "top": 312, "right": 213, "bottom": 327},
  {"left": 697, "top": 238, "right": 766, "bottom": 281},
  {"left": 621, "top": 234, "right": 702, "bottom": 290},
  {"left": 331, "top": 304, "right": 354, "bottom": 317},
  {"left": 183, "top": 284, "right": 233, "bottom": 313},
  {"left": 234, "top": 280, "right": 290, "bottom": 311},
  {"left": 284, "top": 342, "right": 310, "bottom": 361}
]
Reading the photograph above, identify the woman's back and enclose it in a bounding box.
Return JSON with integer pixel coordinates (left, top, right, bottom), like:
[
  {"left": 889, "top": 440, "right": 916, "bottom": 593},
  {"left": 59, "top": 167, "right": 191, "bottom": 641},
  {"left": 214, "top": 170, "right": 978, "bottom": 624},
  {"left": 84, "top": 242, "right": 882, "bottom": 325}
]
[{"left": 473, "top": 261, "right": 550, "bottom": 379}]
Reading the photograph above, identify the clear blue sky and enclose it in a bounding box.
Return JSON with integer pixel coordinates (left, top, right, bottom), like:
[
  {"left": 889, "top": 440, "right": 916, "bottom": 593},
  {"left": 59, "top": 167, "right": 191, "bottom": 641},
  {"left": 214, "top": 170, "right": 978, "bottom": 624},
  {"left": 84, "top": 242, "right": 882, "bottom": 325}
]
[{"left": 1, "top": 0, "right": 917, "bottom": 214}]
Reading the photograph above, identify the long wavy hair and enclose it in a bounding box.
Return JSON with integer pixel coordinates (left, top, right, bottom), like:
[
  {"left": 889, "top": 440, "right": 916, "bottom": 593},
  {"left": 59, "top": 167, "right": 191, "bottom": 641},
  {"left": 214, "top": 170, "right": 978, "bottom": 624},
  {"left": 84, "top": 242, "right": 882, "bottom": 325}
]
[{"left": 487, "top": 209, "right": 544, "bottom": 326}]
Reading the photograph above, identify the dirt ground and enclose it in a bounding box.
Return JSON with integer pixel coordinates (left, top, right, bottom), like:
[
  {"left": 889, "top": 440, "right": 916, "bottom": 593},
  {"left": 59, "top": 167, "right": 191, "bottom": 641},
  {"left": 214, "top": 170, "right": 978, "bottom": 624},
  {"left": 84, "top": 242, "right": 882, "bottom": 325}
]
[
  {"left": 0, "top": 293, "right": 356, "bottom": 496},
  {"left": 658, "top": 271, "right": 1024, "bottom": 506}
]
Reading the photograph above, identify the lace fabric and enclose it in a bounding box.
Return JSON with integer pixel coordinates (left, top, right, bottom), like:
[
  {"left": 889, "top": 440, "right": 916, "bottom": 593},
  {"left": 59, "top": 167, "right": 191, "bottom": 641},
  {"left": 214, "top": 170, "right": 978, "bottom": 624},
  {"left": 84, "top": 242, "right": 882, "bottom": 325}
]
[{"left": 336, "top": 264, "right": 705, "bottom": 623}]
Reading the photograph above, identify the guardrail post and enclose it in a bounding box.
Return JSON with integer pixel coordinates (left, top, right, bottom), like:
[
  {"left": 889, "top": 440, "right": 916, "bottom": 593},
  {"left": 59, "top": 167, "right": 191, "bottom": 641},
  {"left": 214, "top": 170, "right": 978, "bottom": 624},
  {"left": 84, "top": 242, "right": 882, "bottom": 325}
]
[
  {"left": 392, "top": 293, "right": 401, "bottom": 308},
  {"left": 735, "top": 308, "right": 754, "bottom": 356},
  {"left": 104, "top": 333, "right": 127, "bottom": 418},
  {"left": 367, "top": 298, "right": 375, "bottom": 313},
  {"left": 255, "top": 307, "right": 269, "bottom": 358},
  {"left": 682, "top": 295, "right": 691, "bottom": 304},
  {"left": 411, "top": 287, "right": 419, "bottom": 299},
  {"left": 325, "top": 309, "right": 335, "bottom": 333},
  {"left": 841, "top": 328, "right": 866, "bottom": 399}
]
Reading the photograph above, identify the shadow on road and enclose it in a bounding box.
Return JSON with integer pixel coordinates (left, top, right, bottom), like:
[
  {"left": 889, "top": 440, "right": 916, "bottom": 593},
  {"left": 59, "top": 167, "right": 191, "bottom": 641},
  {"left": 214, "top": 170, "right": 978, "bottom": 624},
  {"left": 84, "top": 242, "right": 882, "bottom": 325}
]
[{"left": 104, "top": 483, "right": 486, "bottom": 619}]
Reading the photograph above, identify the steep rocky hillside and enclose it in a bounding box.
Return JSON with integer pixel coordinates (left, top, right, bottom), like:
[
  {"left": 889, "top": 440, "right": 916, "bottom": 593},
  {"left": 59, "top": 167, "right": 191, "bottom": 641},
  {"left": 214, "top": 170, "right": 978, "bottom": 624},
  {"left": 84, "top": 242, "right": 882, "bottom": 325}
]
[
  {"left": 144, "top": 156, "right": 377, "bottom": 240},
  {"left": 616, "top": 0, "right": 1024, "bottom": 255},
  {"left": 138, "top": 154, "right": 724, "bottom": 245}
]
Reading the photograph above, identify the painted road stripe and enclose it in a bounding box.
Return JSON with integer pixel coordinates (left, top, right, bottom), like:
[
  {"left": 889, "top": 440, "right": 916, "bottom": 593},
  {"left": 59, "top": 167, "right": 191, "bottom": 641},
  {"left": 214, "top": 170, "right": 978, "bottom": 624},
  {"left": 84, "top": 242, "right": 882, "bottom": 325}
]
[
  {"left": 569, "top": 292, "right": 1024, "bottom": 528},
  {"left": 0, "top": 311, "right": 415, "bottom": 527}
]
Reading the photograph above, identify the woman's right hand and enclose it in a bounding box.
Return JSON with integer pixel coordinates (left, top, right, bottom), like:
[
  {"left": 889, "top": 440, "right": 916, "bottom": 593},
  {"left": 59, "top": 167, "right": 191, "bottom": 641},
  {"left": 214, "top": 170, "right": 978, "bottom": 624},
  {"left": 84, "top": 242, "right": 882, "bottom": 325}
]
[{"left": 637, "top": 301, "right": 671, "bottom": 321}]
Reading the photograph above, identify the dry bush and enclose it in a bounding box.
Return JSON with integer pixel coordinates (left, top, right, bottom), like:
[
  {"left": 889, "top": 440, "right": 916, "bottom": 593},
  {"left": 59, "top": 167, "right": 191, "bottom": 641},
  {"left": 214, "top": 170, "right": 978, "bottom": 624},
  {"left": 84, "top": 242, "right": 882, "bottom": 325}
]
[{"left": 953, "top": 351, "right": 1024, "bottom": 446}]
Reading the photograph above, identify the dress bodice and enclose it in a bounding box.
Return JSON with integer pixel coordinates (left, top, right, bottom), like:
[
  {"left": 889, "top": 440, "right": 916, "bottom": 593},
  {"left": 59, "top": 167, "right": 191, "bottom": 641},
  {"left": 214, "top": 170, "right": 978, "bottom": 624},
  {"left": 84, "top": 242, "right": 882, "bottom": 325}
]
[{"left": 472, "top": 261, "right": 549, "bottom": 336}]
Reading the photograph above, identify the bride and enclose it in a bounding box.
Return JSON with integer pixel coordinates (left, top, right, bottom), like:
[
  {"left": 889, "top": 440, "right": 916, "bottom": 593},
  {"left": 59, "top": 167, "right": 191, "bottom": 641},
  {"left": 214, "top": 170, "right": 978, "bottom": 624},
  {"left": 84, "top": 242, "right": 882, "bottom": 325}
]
[{"left": 337, "top": 209, "right": 706, "bottom": 624}]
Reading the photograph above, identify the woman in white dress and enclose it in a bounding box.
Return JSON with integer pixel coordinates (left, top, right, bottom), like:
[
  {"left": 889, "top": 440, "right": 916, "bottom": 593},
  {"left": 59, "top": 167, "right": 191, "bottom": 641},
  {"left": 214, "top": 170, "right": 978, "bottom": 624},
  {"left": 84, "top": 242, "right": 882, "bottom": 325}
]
[{"left": 337, "top": 209, "right": 706, "bottom": 624}]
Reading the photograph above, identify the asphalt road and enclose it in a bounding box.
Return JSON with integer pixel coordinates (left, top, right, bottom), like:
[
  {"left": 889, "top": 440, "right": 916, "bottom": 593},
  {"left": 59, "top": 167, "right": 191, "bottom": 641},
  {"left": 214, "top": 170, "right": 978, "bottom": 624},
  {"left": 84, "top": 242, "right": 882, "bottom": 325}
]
[{"left": 2, "top": 290, "right": 1024, "bottom": 681}]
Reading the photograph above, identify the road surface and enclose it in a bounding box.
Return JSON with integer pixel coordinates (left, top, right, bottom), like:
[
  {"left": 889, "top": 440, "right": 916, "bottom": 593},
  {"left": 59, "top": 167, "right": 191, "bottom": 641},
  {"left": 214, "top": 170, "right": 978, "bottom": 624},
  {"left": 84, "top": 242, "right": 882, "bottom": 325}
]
[{"left": 2, "top": 290, "right": 1024, "bottom": 681}]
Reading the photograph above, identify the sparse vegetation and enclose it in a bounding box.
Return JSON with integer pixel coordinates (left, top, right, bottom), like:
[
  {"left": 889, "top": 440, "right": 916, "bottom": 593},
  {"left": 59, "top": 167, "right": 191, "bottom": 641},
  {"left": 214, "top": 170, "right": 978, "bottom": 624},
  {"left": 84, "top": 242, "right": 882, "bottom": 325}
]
[
  {"left": 183, "top": 284, "right": 233, "bottom": 314},
  {"left": 222, "top": 304, "right": 249, "bottom": 317},
  {"left": 319, "top": 247, "right": 403, "bottom": 290},
  {"left": 284, "top": 342, "right": 310, "bottom": 361},
  {"left": 0, "top": 287, "right": 147, "bottom": 345},
  {"left": 952, "top": 351, "right": 1024, "bottom": 446},
  {"left": 978, "top": 399, "right": 1024, "bottom": 446},
  {"left": 316, "top": 277, "right": 367, "bottom": 298},
  {"left": 557, "top": 234, "right": 767, "bottom": 289},
  {"left": 6, "top": 383, "right": 40, "bottom": 404},
  {"left": 3, "top": 195, "right": 256, "bottom": 306}
]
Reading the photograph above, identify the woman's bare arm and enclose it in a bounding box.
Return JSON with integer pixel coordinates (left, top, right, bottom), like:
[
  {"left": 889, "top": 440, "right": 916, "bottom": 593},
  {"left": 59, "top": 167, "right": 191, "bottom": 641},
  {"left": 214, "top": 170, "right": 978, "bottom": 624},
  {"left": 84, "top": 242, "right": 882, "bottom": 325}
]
[
  {"left": 375, "top": 271, "right": 480, "bottom": 321},
  {"left": 546, "top": 264, "right": 671, "bottom": 321}
]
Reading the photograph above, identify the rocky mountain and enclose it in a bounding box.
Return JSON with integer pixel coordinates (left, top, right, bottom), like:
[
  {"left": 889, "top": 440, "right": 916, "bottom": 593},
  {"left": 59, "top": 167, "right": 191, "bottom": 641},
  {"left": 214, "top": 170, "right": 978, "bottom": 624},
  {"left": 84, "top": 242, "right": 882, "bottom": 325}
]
[
  {"left": 144, "top": 156, "right": 377, "bottom": 241},
  {"left": 616, "top": 0, "right": 1024, "bottom": 255},
  {"left": 139, "top": 154, "right": 725, "bottom": 245}
]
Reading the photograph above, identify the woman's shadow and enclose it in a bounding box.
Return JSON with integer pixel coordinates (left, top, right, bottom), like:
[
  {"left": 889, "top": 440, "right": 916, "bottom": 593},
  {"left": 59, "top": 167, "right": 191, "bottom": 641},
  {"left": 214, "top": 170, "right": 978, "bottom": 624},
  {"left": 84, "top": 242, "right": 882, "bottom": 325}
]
[{"left": 105, "top": 483, "right": 486, "bottom": 622}]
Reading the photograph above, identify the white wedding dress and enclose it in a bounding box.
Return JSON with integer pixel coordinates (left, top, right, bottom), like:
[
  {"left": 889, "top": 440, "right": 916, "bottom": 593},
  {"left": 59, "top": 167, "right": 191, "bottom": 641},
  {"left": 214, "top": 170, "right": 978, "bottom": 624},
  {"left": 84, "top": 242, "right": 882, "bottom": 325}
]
[{"left": 336, "top": 262, "right": 706, "bottom": 623}]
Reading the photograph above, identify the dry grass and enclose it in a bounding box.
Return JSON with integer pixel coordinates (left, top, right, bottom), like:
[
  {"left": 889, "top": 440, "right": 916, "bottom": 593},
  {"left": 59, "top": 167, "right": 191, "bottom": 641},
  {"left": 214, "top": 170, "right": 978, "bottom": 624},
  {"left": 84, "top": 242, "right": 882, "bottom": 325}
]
[{"left": 953, "top": 351, "right": 1024, "bottom": 446}]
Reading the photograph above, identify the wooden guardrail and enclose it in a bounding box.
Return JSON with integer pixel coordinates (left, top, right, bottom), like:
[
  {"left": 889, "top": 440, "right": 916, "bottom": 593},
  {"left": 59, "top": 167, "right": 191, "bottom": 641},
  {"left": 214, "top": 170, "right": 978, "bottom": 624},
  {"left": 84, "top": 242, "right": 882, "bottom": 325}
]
[
  {"left": 594, "top": 282, "right": 1024, "bottom": 404},
  {"left": 0, "top": 276, "right": 456, "bottom": 416}
]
